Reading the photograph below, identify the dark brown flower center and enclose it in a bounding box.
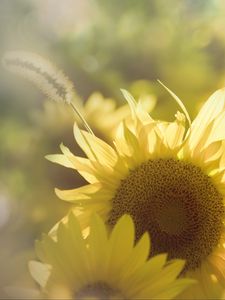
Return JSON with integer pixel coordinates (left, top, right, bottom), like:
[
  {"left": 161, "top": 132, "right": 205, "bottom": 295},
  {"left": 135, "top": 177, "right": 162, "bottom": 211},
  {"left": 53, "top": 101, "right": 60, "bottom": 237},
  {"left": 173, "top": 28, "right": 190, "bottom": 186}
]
[
  {"left": 108, "top": 159, "right": 224, "bottom": 271},
  {"left": 75, "top": 281, "right": 125, "bottom": 299}
]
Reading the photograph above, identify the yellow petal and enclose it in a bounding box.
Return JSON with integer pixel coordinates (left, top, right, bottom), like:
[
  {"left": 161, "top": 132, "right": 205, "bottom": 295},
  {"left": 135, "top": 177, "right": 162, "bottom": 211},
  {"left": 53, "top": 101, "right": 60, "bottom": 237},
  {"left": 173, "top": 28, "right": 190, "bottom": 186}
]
[
  {"left": 201, "top": 110, "right": 225, "bottom": 150},
  {"left": 74, "top": 123, "right": 117, "bottom": 167},
  {"left": 45, "top": 154, "right": 73, "bottom": 169},
  {"left": 165, "top": 112, "right": 186, "bottom": 149},
  {"left": 55, "top": 183, "right": 101, "bottom": 202},
  {"left": 29, "top": 261, "right": 51, "bottom": 288},
  {"left": 188, "top": 88, "right": 225, "bottom": 151},
  {"left": 87, "top": 215, "right": 109, "bottom": 280},
  {"left": 120, "top": 232, "right": 150, "bottom": 282},
  {"left": 107, "top": 215, "right": 135, "bottom": 276},
  {"left": 121, "top": 89, "right": 137, "bottom": 119}
]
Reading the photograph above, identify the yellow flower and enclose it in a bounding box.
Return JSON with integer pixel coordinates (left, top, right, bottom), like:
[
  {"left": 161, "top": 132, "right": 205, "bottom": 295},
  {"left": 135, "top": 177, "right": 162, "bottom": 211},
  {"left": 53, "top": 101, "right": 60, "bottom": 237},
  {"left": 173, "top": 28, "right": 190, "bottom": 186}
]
[
  {"left": 29, "top": 213, "right": 192, "bottom": 299},
  {"left": 47, "top": 87, "right": 225, "bottom": 298}
]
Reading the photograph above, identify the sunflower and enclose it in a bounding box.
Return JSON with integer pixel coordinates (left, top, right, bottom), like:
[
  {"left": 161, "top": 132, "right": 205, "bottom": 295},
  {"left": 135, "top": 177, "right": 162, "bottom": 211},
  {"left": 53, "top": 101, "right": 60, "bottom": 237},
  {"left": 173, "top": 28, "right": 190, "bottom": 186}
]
[
  {"left": 29, "top": 213, "right": 192, "bottom": 299},
  {"left": 47, "top": 87, "right": 225, "bottom": 298}
]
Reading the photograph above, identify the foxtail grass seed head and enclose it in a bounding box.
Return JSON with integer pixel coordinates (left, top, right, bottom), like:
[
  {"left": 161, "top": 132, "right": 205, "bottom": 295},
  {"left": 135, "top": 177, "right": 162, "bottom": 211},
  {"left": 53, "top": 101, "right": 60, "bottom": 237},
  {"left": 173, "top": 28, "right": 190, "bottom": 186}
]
[
  {"left": 2, "top": 51, "right": 75, "bottom": 104},
  {"left": 2, "top": 51, "right": 94, "bottom": 135}
]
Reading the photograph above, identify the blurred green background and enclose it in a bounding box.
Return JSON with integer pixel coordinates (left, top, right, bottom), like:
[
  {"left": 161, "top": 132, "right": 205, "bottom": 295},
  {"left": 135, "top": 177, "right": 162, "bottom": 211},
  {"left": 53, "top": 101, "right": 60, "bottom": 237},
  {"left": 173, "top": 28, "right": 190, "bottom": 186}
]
[{"left": 1, "top": 0, "right": 225, "bottom": 297}]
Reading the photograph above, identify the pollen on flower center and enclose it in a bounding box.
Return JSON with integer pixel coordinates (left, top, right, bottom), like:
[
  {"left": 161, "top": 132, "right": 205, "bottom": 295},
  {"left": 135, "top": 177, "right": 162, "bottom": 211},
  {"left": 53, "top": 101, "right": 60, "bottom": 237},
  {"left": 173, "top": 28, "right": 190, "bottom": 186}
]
[
  {"left": 75, "top": 281, "right": 125, "bottom": 299},
  {"left": 108, "top": 159, "right": 224, "bottom": 271}
]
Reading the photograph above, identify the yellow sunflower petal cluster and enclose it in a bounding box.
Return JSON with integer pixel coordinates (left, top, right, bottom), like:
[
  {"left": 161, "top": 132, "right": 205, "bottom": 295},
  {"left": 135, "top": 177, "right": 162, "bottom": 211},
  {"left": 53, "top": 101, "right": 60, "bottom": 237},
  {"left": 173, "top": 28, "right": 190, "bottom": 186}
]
[
  {"left": 29, "top": 213, "right": 192, "bottom": 299},
  {"left": 47, "top": 87, "right": 225, "bottom": 299},
  {"left": 82, "top": 91, "right": 156, "bottom": 141}
]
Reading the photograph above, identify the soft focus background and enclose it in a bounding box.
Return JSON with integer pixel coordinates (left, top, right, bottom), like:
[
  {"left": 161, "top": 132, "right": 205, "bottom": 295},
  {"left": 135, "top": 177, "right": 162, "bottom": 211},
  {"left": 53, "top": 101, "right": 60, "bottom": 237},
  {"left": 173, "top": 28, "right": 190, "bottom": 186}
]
[{"left": 1, "top": 0, "right": 225, "bottom": 297}]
